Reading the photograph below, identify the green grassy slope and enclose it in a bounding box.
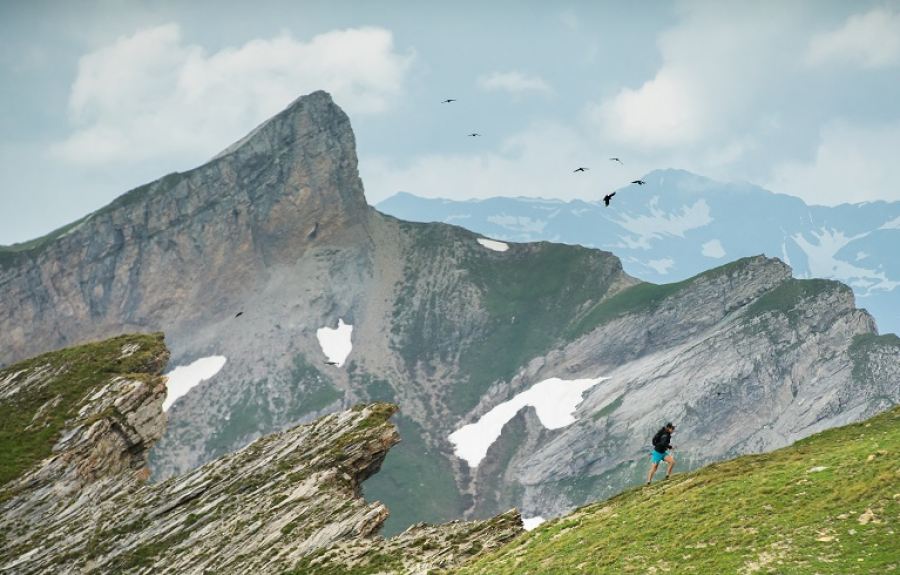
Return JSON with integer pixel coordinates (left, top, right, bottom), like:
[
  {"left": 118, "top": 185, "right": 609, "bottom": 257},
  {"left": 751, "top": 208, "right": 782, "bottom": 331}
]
[
  {"left": 0, "top": 333, "right": 168, "bottom": 489},
  {"left": 458, "top": 405, "right": 900, "bottom": 575}
]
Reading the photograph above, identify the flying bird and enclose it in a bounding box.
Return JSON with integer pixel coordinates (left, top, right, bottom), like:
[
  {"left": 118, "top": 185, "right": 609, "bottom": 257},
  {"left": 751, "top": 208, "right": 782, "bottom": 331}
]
[
  {"left": 324, "top": 360, "right": 339, "bottom": 366},
  {"left": 603, "top": 192, "right": 616, "bottom": 206},
  {"left": 234, "top": 312, "right": 243, "bottom": 318},
  {"left": 441, "top": 98, "right": 457, "bottom": 103},
  {"left": 610, "top": 157, "right": 623, "bottom": 165},
  {"left": 631, "top": 179, "right": 646, "bottom": 185},
  {"left": 573, "top": 167, "right": 589, "bottom": 173},
  {"left": 467, "top": 133, "right": 481, "bottom": 137}
]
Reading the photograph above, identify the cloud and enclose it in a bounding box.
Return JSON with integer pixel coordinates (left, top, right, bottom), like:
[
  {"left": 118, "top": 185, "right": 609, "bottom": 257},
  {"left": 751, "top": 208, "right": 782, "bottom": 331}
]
[
  {"left": 478, "top": 71, "right": 552, "bottom": 97},
  {"left": 807, "top": 6, "right": 900, "bottom": 69},
  {"left": 701, "top": 239, "right": 726, "bottom": 258},
  {"left": 362, "top": 122, "right": 605, "bottom": 204},
  {"left": 588, "top": 2, "right": 804, "bottom": 152},
  {"left": 588, "top": 68, "right": 704, "bottom": 149},
  {"left": 54, "top": 24, "right": 413, "bottom": 165},
  {"left": 767, "top": 120, "right": 900, "bottom": 205}
]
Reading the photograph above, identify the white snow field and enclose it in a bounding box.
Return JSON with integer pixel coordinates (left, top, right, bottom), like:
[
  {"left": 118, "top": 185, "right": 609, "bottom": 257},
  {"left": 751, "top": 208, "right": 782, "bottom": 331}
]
[
  {"left": 162, "top": 356, "right": 227, "bottom": 411},
  {"left": 522, "top": 516, "right": 546, "bottom": 531},
  {"left": 476, "top": 238, "right": 509, "bottom": 252},
  {"left": 316, "top": 318, "right": 354, "bottom": 367},
  {"left": 449, "top": 376, "right": 608, "bottom": 468}
]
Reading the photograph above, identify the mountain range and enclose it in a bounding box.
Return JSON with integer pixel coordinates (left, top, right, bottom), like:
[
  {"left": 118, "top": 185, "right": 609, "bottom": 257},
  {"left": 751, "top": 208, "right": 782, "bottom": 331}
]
[
  {"left": 1, "top": 91, "right": 897, "bottom": 537},
  {"left": 377, "top": 173, "right": 900, "bottom": 336}
]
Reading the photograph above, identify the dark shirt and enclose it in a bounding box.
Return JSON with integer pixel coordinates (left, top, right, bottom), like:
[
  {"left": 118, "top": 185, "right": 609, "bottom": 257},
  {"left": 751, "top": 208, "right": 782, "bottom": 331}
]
[{"left": 652, "top": 428, "right": 672, "bottom": 453}]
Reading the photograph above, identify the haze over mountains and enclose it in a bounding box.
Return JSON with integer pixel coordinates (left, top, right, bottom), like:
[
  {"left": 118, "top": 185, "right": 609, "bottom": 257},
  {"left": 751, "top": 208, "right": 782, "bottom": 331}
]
[
  {"left": 378, "top": 171, "right": 900, "bottom": 336},
  {"left": 1, "top": 92, "right": 897, "bottom": 538}
]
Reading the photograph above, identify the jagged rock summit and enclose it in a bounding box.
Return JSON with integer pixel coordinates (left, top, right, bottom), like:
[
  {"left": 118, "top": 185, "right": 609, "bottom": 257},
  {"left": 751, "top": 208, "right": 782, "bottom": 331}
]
[
  {"left": 0, "top": 335, "right": 522, "bottom": 574},
  {"left": 0, "top": 90, "right": 368, "bottom": 364}
]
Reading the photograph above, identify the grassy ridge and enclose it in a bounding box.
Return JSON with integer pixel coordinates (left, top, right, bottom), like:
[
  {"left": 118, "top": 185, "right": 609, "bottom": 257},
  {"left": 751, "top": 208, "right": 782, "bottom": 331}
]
[
  {"left": 458, "top": 405, "right": 900, "bottom": 574},
  {"left": 569, "top": 256, "right": 761, "bottom": 338},
  {"left": 0, "top": 333, "right": 168, "bottom": 488}
]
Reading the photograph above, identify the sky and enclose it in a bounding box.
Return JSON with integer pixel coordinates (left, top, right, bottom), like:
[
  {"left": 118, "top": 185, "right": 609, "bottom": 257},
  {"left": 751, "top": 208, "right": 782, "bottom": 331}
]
[{"left": 1, "top": 0, "right": 899, "bottom": 245}]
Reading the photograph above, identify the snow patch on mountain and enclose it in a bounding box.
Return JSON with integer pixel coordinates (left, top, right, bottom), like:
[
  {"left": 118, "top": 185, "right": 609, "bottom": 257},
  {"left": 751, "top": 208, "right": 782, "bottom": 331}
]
[
  {"left": 612, "top": 197, "right": 712, "bottom": 249},
  {"left": 701, "top": 239, "right": 726, "bottom": 258},
  {"left": 163, "top": 356, "right": 227, "bottom": 411},
  {"left": 477, "top": 238, "right": 509, "bottom": 252},
  {"left": 881, "top": 215, "right": 900, "bottom": 230},
  {"left": 448, "top": 376, "right": 608, "bottom": 468},
  {"left": 317, "top": 319, "right": 353, "bottom": 367},
  {"left": 487, "top": 215, "right": 547, "bottom": 233},
  {"left": 522, "top": 516, "right": 546, "bottom": 530},
  {"left": 443, "top": 214, "right": 473, "bottom": 223},
  {"left": 792, "top": 228, "right": 899, "bottom": 294}
]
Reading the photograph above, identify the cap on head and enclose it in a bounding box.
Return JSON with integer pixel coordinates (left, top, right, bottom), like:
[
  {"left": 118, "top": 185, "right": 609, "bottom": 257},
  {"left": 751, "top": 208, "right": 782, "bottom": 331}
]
[{"left": 665, "top": 422, "right": 675, "bottom": 430}]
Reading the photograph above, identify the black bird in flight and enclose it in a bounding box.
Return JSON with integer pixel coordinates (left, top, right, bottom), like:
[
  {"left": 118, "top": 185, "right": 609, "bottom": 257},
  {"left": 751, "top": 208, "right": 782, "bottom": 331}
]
[
  {"left": 631, "top": 179, "right": 646, "bottom": 185},
  {"left": 234, "top": 312, "right": 243, "bottom": 318},
  {"left": 441, "top": 98, "right": 457, "bottom": 103},
  {"left": 324, "top": 360, "right": 339, "bottom": 366},
  {"left": 603, "top": 192, "right": 616, "bottom": 206},
  {"left": 573, "top": 167, "right": 589, "bottom": 173},
  {"left": 610, "top": 157, "right": 623, "bottom": 165},
  {"left": 467, "top": 133, "right": 481, "bottom": 137}
]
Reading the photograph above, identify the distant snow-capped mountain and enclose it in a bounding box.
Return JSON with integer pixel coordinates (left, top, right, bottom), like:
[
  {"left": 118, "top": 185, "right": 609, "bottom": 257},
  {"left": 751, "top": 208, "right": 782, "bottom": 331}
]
[{"left": 377, "top": 169, "right": 900, "bottom": 335}]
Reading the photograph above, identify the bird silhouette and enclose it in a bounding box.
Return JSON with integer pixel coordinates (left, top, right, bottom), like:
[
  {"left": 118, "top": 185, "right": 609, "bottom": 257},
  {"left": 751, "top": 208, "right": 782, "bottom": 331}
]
[
  {"left": 467, "top": 133, "right": 481, "bottom": 137},
  {"left": 610, "top": 157, "right": 623, "bottom": 165},
  {"left": 573, "top": 167, "right": 589, "bottom": 173},
  {"left": 234, "top": 312, "right": 243, "bottom": 318},
  {"left": 324, "top": 360, "right": 339, "bottom": 366},
  {"left": 631, "top": 179, "right": 646, "bottom": 185},
  {"left": 441, "top": 99, "right": 457, "bottom": 103},
  {"left": 603, "top": 192, "right": 616, "bottom": 206}
]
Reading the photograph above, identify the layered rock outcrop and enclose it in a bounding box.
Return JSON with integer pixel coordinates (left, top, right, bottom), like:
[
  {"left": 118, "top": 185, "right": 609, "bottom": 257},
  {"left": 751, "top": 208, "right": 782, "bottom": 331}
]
[{"left": 0, "top": 335, "right": 522, "bottom": 574}]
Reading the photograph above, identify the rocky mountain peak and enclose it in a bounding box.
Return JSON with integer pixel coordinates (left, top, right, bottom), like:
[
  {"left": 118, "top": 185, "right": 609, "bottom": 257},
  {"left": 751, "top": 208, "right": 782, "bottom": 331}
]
[{"left": 209, "top": 89, "right": 369, "bottom": 222}]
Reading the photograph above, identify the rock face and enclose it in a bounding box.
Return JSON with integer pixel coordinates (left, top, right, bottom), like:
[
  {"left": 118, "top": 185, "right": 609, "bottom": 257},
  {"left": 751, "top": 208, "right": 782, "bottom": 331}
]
[
  {"left": 469, "top": 257, "right": 900, "bottom": 519},
  {"left": 0, "top": 91, "right": 897, "bottom": 533},
  {"left": 0, "top": 335, "right": 523, "bottom": 574}
]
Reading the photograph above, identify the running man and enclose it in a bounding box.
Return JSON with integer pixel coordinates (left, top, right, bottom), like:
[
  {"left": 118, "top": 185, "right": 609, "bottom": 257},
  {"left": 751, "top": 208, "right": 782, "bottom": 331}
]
[{"left": 647, "top": 422, "right": 676, "bottom": 484}]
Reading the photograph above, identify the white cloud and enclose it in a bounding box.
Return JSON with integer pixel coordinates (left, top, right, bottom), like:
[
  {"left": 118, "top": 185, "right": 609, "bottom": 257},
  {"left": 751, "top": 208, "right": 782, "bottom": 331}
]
[
  {"left": 645, "top": 258, "right": 675, "bottom": 275},
  {"left": 768, "top": 120, "right": 900, "bottom": 205},
  {"left": 791, "top": 228, "right": 899, "bottom": 294},
  {"left": 478, "top": 71, "right": 552, "bottom": 97},
  {"left": 701, "top": 239, "right": 726, "bottom": 258},
  {"left": 807, "top": 7, "right": 900, "bottom": 69},
  {"left": 588, "top": 3, "right": 803, "bottom": 152},
  {"left": 589, "top": 67, "right": 705, "bottom": 149},
  {"left": 54, "top": 24, "right": 413, "bottom": 165}
]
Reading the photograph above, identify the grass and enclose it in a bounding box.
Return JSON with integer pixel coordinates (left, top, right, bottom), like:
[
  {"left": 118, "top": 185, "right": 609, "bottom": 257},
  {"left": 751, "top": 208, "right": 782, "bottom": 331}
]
[
  {"left": 452, "top": 241, "right": 621, "bottom": 413},
  {"left": 457, "top": 405, "right": 900, "bottom": 575},
  {"left": 204, "top": 355, "right": 341, "bottom": 456},
  {"left": 569, "top": 256, "right": 763, "bottom": 339},
  {"left": 391, "top": 222, "right": 625, "bottom": 415},
  {"left": 0, "top": 333, "right": 168, "bottom": 489},
  {"left": 746, "top": 278, "right": 844, "bottom": 320}
]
